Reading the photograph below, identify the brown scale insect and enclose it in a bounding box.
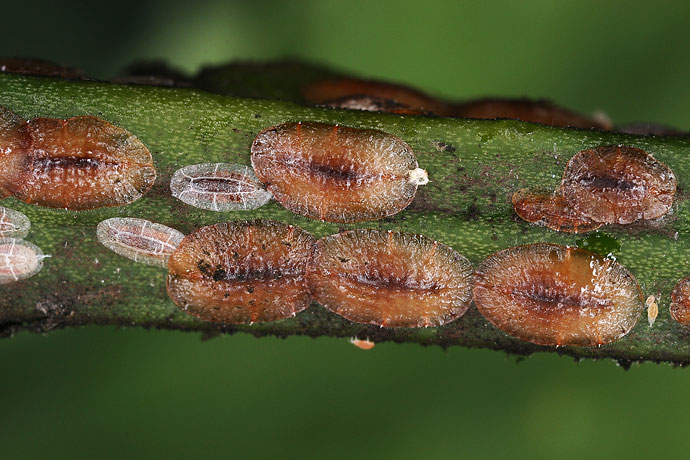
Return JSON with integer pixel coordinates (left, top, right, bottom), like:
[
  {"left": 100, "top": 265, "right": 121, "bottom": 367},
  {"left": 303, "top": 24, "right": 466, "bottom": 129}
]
[
  {"left": 302, "top": 77, "right": 452, "bottom": 115},
  {"left": 306, "top": 229, "right": 474, "bottom": 328},
  {"left": 451, "top": 98, "right": 611, "bottom": 130},
  {"left": 0, "top": 57, "right": 84, "bottom": 79},
  {"left": 473, "top": 243, "right": 643, "bottom": 347},
  {"left": 0, "top": 107, "right": 156, "bottom": 210},
  {"left": 561, "top": 145, "right": 676, "bottom": 225},
  {"left": 321, "top": 95, "right": 428, "bottom": 116},
  {"left": 167, "top": 220, "right": 315, "bottom": 324},
  {"left": 251, "top": 122, "right": 428, "bottom": 223},
  {"left": 670, "top": 277, "right": 690, "bottom": 326},
  {"left": 511, "top": 188, "right": 601, "bottom": 233}
]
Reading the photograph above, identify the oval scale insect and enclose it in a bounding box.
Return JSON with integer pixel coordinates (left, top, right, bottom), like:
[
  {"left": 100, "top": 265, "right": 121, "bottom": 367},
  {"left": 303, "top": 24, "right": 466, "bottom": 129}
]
[
  {"left": 322, "top": 95, "right": 428, "bottom": 116},
  {"left": 0, "top": 107, "right": 156, "bottom": 210},
  {"left": 511, "top": 188, "right": 601, "bottom": 233},
  {"left": 170, "top": 163, "right": 272, "bottom": 212},
  {"left": 0, "top": 238, "right": 46, "bottom": 284},
  {"left": 0, "top": 206, "right": 30, "bottom": 238},
  {"left": 473, "top": 243, "right": 643, "bottom": 347},
  {"left": 561, "top": 145, "right": 677, "bottom": 225},
  {"left": 670, "top": 277, "right": 690, "bottom": 326},
  {"left": 97, "top": 217, "right": 185, "bottom": 268},
  {"left": 251, "top": 122, "right": 428, "bottom": 223},
  {"left": 167, "top": 220, "right": 315, "bottom": 324},
  {"left": 302, "top": 77, "right": 451, "bottom": 115},
  {"left": 451, "top": 98, "right": 611, "bottom": 130},
  {"left": 307, "top": 229, "right": 474, "bottom": 328}
]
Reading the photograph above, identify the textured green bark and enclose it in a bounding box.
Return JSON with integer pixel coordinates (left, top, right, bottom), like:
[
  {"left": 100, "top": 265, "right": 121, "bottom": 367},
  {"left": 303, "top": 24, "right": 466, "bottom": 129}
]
[{"left": 1, "top": 70, "right": 690, "bottom": 366}]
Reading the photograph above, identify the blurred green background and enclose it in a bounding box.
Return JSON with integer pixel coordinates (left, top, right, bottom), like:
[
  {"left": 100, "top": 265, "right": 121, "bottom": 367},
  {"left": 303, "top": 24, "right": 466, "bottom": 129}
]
[{"left": 2, "top": 1, "right": 690, "bottom": 459}]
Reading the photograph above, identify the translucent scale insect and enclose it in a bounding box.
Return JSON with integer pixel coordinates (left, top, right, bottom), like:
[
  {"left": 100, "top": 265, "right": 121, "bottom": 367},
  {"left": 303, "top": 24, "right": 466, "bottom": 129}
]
[
  {"left": 170, "top": 163, "right": 272, "bottom": 212},
  {"left": 0, "top": 206, "right": 30, "bottom": 238},
  {"left": 96, "top": 217, "right": 184, "bottom": 268},
  {"left": 0, "top": 238, "right": 46, "bottom": 284}
]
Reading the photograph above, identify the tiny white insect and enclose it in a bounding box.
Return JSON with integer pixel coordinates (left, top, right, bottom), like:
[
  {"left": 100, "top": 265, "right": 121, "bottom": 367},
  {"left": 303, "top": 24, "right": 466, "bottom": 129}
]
[
  {"left": 96, "top": 217, "right": 184, "bottom": 268},
  {"left": 646, "top": 295, "right": 658, "bottom": 328},
  {"left": 170, "top": 163, "right": 273, "bottom": 212},
  {"left": 0, "top": 238, "right": 47, "bottom": 284},
  {"left": 0, "top": 206, "right": 30, "bottom": 238}
]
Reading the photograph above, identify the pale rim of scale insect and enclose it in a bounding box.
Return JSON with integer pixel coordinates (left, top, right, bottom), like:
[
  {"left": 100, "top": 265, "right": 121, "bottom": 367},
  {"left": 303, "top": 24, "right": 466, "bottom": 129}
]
[
  {"left": 170, "top": 163, "right": 273, "bottom": 212},
  {"left": 0, "top": 206, "right": 31, "bottom": 238},
  {"left": 0, "top": 238, "right": 47, "bottom": 285},
  {"left": 96, "top": 217, "right": 185, "bottom": 268}
]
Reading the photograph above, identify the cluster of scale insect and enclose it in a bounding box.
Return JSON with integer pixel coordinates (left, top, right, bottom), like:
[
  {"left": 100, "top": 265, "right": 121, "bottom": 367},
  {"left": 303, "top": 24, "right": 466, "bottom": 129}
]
[
  {"left": 0, "top": 205, "right": 46, "bottom": 284},
  {"left": 301, "top": 76, "right": 609, "bottom": 127},
  {"left": 170, "top": 163, "right": 272, "bottom": 212},
  {"left": 170, "top": 122, "right": 429, "bottom": 223},
  {"left": 96, "top": 217, "right": 184, "bottom": 268},
  {"left": 513, "top": 145, "right": 677, "bottom": 232},
  {"left": 0, "top": 106, "right": 156, "bottom": 211}
]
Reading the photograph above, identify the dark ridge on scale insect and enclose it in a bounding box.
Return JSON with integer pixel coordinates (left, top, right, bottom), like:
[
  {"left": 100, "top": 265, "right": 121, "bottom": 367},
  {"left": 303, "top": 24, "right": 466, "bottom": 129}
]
[
  {"left": 0, "top": 106, "right": 156, "bottom": 210},
  {"left": 170, "top": 163, "right": 273, "bottom": 212},
  {"left": 251, "top": 122, "right": 429, "bottom": 223},
  {"left": 560, "top": 145, "right": 676, "bottom": 225},
  {"left": 97, "top": 218, "right": 185, "bottom": 268},
  {"left": 473, "top": 243, "right": 643, "bottom": 347},
  {"left": 0, "top": 238, "right": 46, "bottom": 285},
  {"left": 0, "top": 206, "right": 30, "bottom": 238},
  {"left": 306, "top": 229, "right": 474, "bottom": 328},
  {"left": 167, "top": 220, "right": 315, "bottom": 325},
  {"left": 0, "top": 57, "right": 85, "bottom": 79},
  {"left": 670, "top": 277, "right": 690, "bottom": 326}
]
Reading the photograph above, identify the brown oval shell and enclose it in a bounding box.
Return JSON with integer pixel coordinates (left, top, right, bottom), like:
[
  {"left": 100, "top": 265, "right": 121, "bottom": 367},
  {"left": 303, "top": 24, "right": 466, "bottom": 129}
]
[
  {"left": 670, "top": 277, "right": 690, "bottom": 326},
  {"left": 473, "top": 243, "right": 643, "bottom": 347},
  {"left": 452, "top": 98, "right": 610, "bottom": 130},
  {"left": 0, "top": 110, "right": 156, "bottom": 210},
  {"left": 251, "top": 122, "right": 427, "bottom": 223},
  {"left": 511, "top": 188, "right": 601, "bottom": 233},
  {"left": 306, "top": 229, "right": 474, "bottom": 328},
  {"left": 561, "top": 145, "right": 677, "bottom": 224},
  {"left": 167, "top": 220, "right": 315, "bottom": 324},
  {"left": 0, "top": 57, "right": 84, "bottom": 79},
  {"left": 322, "top": 95, "right": 428, "bottom": 116},
  {"left": 302, "top": 78, "right": 451, "bottom": 115},
  {"left": 0, "top": 107, "right": 29, "bottom": 198}
]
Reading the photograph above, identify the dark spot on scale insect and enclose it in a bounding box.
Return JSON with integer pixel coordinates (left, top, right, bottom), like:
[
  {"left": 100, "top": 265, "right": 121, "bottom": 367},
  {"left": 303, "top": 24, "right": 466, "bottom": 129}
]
[
  {"left": 212, "top": 268, "right": 227, "bottom": 281},
  {"left": 254, "top": 114, "right": 262, "bottom": 118},
  {"left": 197, "top": 259, "right": 211, "bottom": 275}
]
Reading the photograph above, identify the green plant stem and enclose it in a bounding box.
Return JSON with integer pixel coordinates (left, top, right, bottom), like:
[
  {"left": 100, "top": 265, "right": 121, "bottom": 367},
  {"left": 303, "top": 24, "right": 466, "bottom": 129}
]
[{"left": 1, "top": 71, "right": 689, "bottom": 366}]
